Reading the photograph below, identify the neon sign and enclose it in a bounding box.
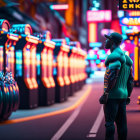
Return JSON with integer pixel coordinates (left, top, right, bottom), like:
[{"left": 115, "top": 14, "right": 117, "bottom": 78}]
[
  {"left": 0, "top": 19, "right": 10, "bottom": 32},
  {"left": 119, "top": 0, "right": 140, "bottom": 10},
  {"left": 129, "top": 10, "right": 140, "bottom": 16},
  {"left": 120, "top": 17, "right": 140, "bottom": 26},
  {"left": 50, "top": 4, "right": 69, "bottom": 10},
  {"left": 26, "top": 35, "right": 39, "bottom": 44},
  {"left": 87, "top": 10, "right": 112, "bottom": 23}
]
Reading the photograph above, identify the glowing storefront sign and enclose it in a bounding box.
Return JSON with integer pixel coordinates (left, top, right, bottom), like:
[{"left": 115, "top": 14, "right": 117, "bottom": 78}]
[
  {"left": 119, "top": 0, "right": 140, "bottom": 10},
  {"left": 129, "top": 10, "right": 140, "bottom": 16},
  {"left": 120, "top": 17, "right": 140, "bottom": 26},
  {"left": 87, "top": 10, "right": 112, "bottom": 23}
]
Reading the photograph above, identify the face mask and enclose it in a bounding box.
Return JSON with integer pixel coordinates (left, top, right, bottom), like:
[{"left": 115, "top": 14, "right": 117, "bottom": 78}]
[{"left": 104, "top": 39, "right": 113, "bottom": 49}]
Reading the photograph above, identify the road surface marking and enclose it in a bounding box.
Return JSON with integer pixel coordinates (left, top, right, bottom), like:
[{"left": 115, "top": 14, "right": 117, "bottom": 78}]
[
  {"left": 87, "top": 105, "right": 104, "bottom": 138},
  {"left": 0, "top": 85, "right": 92, "bottom": 126},
  {"left": 51, "top": 86, "right": 92, "bottom": 140}
]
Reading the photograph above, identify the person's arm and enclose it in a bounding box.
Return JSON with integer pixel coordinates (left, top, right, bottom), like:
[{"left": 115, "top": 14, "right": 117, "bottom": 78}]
[
  {"left": 125, "top": 67, "right": 134, "bottom": 105},
  {"left": 99, "top": 61, "right": 121, "bottom": 104},
  {"left": 104, "top": 60, "right": 121, "bottom": 94},
  {"left": 127, "top": 67, "right": 134, "bottom": 97}
]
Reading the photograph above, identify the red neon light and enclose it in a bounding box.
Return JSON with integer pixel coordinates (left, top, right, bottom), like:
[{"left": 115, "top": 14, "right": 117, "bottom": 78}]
[
  {"left": 7, "top": 34, "right": 19, "bottom": 41},
  {"left": 25, "top": 24, "right": 32, "bottom": 35},
  {"left": 24, "top": 78, "right": 34, "bottom": 89},
  {"left": 46, "top": 31, "right": 51, "bottom": 40},
  {"left": 61, "top": 44, "right": 69, "bottom": 52},
  {"left": 62, "top": 39, "right": 66, "bottom": 45},
  {"left": 87, "top": 10, "right": 112, "bottom": 23},
  {"left": 0, "top": 47, "right": 3, "bottom": 71},
  {"left": 57, "top": 77, "right": 65, "bottom": 86},
  {"left": 47, "top": 49, "right": 55, "bottom": 87},
  {"left": 111, "top": 19, "right": 122, "bottom": 34},
  {"left": 44, "top": 40, "right": 55, "bottom": 49},
  {"left": 57, "top": 52, "right": 65, "bottom": 86},
  {"left": 26, "top": 36, "right": 39, "bottom": 44},
  {"left": 50, "top": 4, "right": 69, "bottom": 10},
  {"left": 41, "top": 77, "right": 51, "bottom": 88},
  {"left": 63, "top": 52, "right": 70, "bottom": 85},
  {"left": 72, "top": 47, "right": 77, "bottom": 53},
  {"left": 77, "top": 42, "right": 81, "bottom": 49},
  {"left": 30, "top": 48, "right": 38, "bottom": 89},
  {"left": 69, "top": 56, "right": 75, "bottom": 83},
  {"left": 7, "top": 47, "right": 15, "bottom": 77},
  {"left": 2, "top": 20, "right": 10, "bottom": 32}
]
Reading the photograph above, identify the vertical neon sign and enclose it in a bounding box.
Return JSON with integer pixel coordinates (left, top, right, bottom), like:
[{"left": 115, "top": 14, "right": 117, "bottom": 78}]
[
  {"left": 134, "top": 47, "right": 138, "bottom": 81},
  {"left": 88, "top": 23, "right": 97, "bottom": 43}
]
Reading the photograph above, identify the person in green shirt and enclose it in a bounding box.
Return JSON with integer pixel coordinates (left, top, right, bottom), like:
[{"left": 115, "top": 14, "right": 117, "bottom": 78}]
[{"left": 99, "top": 32, "right": 134, "bottom": 140}]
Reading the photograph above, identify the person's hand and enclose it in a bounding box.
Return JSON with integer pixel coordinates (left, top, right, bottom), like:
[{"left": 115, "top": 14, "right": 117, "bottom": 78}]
[
  {"left": 126, "top": 97, "right": 130, "bottom": 105},
  {"left": 99, "top": 92, "right": 108, "bottom": 104}
]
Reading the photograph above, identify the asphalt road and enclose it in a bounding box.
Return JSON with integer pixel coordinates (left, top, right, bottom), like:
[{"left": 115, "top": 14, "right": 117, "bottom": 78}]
[{"left": 0, "top": 77, "right": 140, "bottom": 140}]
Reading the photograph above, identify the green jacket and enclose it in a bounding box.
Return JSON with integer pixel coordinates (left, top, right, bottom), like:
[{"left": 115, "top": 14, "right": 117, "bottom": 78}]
[{"left": 105, "top": 47, "right": 133, "bottom": 99}]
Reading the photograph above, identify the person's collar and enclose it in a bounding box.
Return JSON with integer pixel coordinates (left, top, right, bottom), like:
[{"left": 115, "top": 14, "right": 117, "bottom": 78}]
[{"left": 110, "top": 45, "right": 120, "bottom": 53}]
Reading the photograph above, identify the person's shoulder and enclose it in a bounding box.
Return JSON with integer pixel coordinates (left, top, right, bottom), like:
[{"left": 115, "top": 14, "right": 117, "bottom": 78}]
[
  {"left": 105, "top": 48, "right": 125, "bottom": 67},
  {"left": 125, "top": 54, "right": 133, "bottom": 66}
]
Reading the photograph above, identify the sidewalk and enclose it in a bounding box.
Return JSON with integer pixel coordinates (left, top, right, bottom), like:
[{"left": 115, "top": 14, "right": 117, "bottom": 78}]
[
  {"left": 8, "top": 84, "right": 90, "bottom": 120},
  {"left": 126, "top": 87, "right": 140, "bottom": 140}
]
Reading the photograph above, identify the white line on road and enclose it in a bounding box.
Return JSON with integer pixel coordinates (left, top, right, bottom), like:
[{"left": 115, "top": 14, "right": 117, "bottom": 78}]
[
  {"left": 51, "top": 104, "right": 83, "bottom": 140},
  {"left": 51, "top": 89, "right": 91, "bottom": 140},
  {"left": 87, "top": 105, "right": 104, "bottom": 138}
]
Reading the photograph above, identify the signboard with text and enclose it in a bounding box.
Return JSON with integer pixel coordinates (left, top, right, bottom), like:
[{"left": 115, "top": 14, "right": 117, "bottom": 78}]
[
  {"left": 87, "top": 10, "right": 112, "bottom": 23},
  {"left": 120, "top": 16, "right": 140, "bottom": 26},
  {"left": 119, "top": 0, "right": 140, "bottom": 10}
]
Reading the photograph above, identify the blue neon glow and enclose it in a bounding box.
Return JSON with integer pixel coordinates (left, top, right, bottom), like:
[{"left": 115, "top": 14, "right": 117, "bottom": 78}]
[
  {"left": 70, "top": 46, "right": 74, "bottom": 50},
  {"left": 16, "top": 51, "right": 22, "bottom": 77},
  {"left": 53, "top": 59, "right": 57, "bottom": 75},
  {"left": 85, "top": 60, "right": 89, "bottom": 65},
  {"left": 90, "top": 60, "right": 94, "bottom": 64},
  {"left": 96, "top": 59, "right": 101, "bottom": 64},
  {"left": 87, "top": 54, "right": 97, "bottom": 60},
  {"left": 122, "top": 35, "right": 127, "bottom": 40},
  {"left": 36, "top": 53, "right": 41, "bottom": 76},
  {"left": 89, "top": 42, "right": 102, "bottom": 47},
  {"left": 99, "top": 54, "right": 107, "bottom": 60},
  {"left": 97, "top": 50, "right": 105, "bottom": 55},
  {"left": 91, "top": 7, "right": 98, "bottom": 11},
  {"left": 55, "top": 43, "right": 62, "bottom": 46},
  {"left": 117, "top": 10, "right": 124, "bottom": 18},
  {"left": 50, "top": 5, "right": 53, "bottom": 10},
  {"left": 65, "top": 37, "right": 70, "bottom": 44},
  {"left": 121, "top": 26, "right": 128, "bottom": 34}
]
